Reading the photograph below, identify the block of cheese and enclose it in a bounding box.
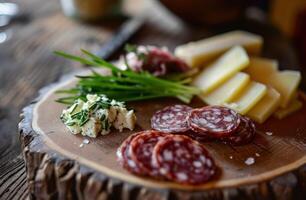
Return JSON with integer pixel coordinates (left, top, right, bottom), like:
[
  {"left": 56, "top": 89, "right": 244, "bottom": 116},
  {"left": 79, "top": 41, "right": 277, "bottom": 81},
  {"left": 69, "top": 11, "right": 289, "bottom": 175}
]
[
  {"left": 271, "top": 71, "right": 301, "bottom": 108},
  {"left": 200, "top": 72, "right": 250, "bottom": 105},
  {"left": 247, "top": 87, "right": 281, "bottom": 123},
  {"left": 274, "top": 98, "right": 303, "bottom": 119},
  {"left": 175, "top": 30, "right": 263, "bottom": 67},
  {"left": 245, "top": 58, "right": 301, "bottom": 108},
  {"left": 192, "top": 46, "right": 250, "bottom": 95},
  {"left": 244, "top": 57, "right": 278, "bottom": 83},
  {"left": 224, "top": 81, "right": 267, "bottom": 115}
]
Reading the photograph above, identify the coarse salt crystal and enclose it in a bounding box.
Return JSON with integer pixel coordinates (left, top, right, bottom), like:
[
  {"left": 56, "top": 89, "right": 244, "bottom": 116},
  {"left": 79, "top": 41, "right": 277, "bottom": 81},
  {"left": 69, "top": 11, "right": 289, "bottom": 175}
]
[
  {"left": 83, "top": 139, "right": 90, "bottom": 144},
  {"left": 245, "top": 157, "right": 255, "bottom": 165},
  {"left": 229, "top": 156, "right": 233, "bottom": 159},
  {"left": 265, "top": 132, "right": 273, "bottom": 136},
  {"left": 255, "top": 153, "right": 260, "bottom": 157},
  {"left": 79, "top": 139, "right": 90, "bottom": 148}
]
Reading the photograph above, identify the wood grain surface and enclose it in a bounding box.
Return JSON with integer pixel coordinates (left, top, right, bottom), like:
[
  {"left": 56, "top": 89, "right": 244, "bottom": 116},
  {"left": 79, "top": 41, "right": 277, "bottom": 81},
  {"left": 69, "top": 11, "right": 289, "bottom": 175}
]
[
  {"left": 1, "top": 0, "right": 306, "bottom": 199},
  {"left": 29, "top": 70, "right": 306, "bottom": 191}
]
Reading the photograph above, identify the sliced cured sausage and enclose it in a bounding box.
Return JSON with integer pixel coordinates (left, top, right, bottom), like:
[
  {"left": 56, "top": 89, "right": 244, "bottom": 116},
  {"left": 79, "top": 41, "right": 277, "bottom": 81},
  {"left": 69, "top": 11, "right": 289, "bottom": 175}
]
[
  {"left": 151, "top": 105, "right": 192, "bottom": 133},
  {"left": 224, "top": 116, "right": 256, "bottom": 146},
  {"left": 188, "top": 106, "right": 240, "bottom": 138},
  {"left": 184, "top": 130, "right": 214, "bottom": 143},
  {"left": 129, "top": 131, "right": 168, "bottom": 177},
  {"left": 152, "top": 135, "right": 216, "bottom": 184},
  {"left": 117, "top": 132, "right": 146, "bottom": 175},
  {"left": 171, "top": 130, "right": 213, "bottom": 143},
  {"left": 124, "top": 45, "right": 190, "bottom": 76}
]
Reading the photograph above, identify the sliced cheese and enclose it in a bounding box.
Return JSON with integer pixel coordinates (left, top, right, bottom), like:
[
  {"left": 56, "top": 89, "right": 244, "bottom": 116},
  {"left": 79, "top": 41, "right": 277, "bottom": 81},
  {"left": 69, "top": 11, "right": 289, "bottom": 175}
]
[
  {"left": 245, "top": 60, "right": 301, "bottom": 108},
  {"left": 247, "top": 87, "right": 281, "bottom": 123},
  {"left": 274, "top": 99, "right": 303, "bottom": 119},
  {"left": 175, "top": 30, "right": 263, "bottom": 67},
  {"left": 271, "top": 71, "right": 301, "bottom": 108},
  {"left": 224, "top": 81, "right": 267, "bottom": 115},
  {"left": 192, "top": 46, "right": 250, "bottom": 94},
  {"left": 200, "top": 72, "right": 250, "bottom": 105},
  {"left": 244, "top": 57, "right": 278, "bottom": 83}
]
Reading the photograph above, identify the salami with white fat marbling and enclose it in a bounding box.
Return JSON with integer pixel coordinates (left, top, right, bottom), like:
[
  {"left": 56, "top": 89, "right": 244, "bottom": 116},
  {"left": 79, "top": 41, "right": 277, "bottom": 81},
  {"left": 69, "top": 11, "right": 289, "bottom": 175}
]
[
  {"left": 152, "top": 135, "right": 216, "bottom": 184},
  {"left": 151, "top": 105, "right": 193, "bottom": 133},
  {"left": 118, "top": 105, "right": 256, "bottom": 184},
  {"left": 188, "top": 106, "right": 240, "bottom": 138},
  {"left": 223, "top": 115, "right": 256, "bottom": 146},
  {"left": 183, "top": 130, "right": 214, "bottom": 143},
  {"left": 129, "top": 131, "right": 168, "bottom": 178},
  {"left": 117, "top": 132, "right": 146, "bottom": 175}
]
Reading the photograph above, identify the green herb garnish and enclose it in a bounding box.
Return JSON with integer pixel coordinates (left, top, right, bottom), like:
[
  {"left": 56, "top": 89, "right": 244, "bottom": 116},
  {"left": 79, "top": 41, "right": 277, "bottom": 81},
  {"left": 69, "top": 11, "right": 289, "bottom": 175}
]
[
  {"left": 60, "top": 94, "right": 120, "bottom": 128},
  {"left": 124, "top": 44, "right": 147, "bottom": 63},
  {"left": 124, "top": 44, "right": 138, "bottom": 53},
  {"left": 54, "top": 49, "right": 200, "bottom": 104}
]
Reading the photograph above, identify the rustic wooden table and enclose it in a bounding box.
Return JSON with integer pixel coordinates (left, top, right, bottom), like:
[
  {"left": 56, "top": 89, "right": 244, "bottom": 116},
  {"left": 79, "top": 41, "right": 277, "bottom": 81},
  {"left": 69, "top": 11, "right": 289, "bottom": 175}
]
[{"left": 0, "top": 0, "right": 305, "bottom": 199}]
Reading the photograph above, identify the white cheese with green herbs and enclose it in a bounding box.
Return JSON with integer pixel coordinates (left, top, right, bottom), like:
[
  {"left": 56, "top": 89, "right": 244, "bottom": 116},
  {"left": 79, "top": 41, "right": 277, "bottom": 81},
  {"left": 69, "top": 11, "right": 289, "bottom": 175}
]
[{"left": 60, "top": 94, "right": 137, "bottom": 138}]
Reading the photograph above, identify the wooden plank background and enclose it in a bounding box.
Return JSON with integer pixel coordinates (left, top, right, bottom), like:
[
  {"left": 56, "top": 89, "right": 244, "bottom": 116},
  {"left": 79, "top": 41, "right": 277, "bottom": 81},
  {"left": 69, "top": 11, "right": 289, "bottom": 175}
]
[{"left": 0, "top": 0, "right": 305, "bottom": 199}]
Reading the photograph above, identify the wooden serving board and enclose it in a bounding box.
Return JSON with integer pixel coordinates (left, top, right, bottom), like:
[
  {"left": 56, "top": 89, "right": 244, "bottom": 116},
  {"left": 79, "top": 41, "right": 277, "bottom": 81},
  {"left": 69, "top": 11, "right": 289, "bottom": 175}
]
[{"left": 19, "top": 69, "right": 306, "bottom": 200}]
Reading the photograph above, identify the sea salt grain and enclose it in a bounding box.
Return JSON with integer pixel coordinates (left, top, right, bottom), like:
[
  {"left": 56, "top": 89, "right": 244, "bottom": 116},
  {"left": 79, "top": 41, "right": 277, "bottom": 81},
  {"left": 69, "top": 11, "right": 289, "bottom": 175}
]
[
  {"left": 83, "top": 139, "right": 90, "bottom": 144},
  {"left": 79, "top": 139, "right": 90, "bottom": 148},
  {"left": 229, "top": 156, "right": 233, "bottom": 159},
  {"left": 245, "top": 157, "right": 255, "bottom": 165},
  {"left": 265, "top": 131, "right": 273, "bottom": 136},
  {"left": 255, "top": 153, "right": 260, "bottom": 157}
]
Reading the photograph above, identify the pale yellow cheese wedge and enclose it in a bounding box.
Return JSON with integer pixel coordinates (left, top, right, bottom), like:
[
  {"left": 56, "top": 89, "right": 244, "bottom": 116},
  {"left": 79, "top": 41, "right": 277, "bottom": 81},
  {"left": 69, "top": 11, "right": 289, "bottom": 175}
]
[
  {"left": 245, "top": 58, "right": 301, "bottom": 108},
  {"left": 244, "top": 57, "right": 278, "bottom": 83},
  {"left": 274, "top": 98, "right": 303, "bottom": 119},
  {"left": 175, "top": 30, "right": 263, "bottom": 67},
  {"left": 200, "top": 72, "right": 250, "bottom": 105},
  {"left": 271, "top": 71, "right": 301, "bottom": 108},
  {"left": 192, "top": 46, "right": 250, "bottom": 95},
  {"left": 224, "top": 81, "right": 267, "bottom": 115},
  {"left": 247, "top": 87, "right": 281, "bottom": 123}
]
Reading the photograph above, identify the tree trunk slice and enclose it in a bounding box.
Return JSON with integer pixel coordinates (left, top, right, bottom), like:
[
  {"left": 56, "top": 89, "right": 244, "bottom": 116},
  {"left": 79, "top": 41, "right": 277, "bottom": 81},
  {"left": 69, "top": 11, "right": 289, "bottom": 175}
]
[{"left": 19, "top": 71, "right": 306, "bottom": 200}]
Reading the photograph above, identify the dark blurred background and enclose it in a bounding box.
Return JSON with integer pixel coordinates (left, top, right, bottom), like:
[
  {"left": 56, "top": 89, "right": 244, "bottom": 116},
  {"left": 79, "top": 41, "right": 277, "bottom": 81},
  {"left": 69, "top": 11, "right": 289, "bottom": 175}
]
[
  {"left": 0, "top": 0, "right": 305, "bottom": 198},
  {"left": 159, "top": 0, "right": 306, "bottom": 68}
]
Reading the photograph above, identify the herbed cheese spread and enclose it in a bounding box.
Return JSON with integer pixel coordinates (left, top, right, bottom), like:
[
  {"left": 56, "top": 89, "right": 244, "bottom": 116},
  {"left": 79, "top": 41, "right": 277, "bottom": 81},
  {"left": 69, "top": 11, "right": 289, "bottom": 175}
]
[{"left": 60, "top": 94, "right": 136, "bottom": 137}]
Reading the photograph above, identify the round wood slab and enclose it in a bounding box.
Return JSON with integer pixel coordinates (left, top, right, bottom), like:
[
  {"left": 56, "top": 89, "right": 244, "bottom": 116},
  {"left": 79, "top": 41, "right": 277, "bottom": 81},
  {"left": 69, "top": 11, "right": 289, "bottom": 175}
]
[{"left": 19, "top": 71, "right": 306, "bottom": 200}]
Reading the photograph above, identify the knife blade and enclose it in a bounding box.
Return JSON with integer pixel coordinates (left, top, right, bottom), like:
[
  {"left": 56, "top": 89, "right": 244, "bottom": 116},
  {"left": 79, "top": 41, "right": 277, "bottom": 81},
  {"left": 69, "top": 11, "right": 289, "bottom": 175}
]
[{"left": 96, "top": 16, "right": 145, "bottom": 60}]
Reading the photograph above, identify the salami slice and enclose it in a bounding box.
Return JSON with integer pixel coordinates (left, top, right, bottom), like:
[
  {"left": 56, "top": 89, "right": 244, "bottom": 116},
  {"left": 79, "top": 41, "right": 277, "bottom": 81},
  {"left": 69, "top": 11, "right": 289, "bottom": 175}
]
[
  {"left": 184, "top": 130, "right": 214, "bottom": 143},
  {"left": 224, "top": 116, "right": 256, "bottom": 146},
  {"left": 151, "top": 105, "right": 192, "bottom": 133},
  {"left": 117, "top": 132, "right": 146, "bottom": 175},
  {"left": 129, "top": 131, "right": 168, "bottom": 178},
  {"left": 152, "top": 135, "right": 216, "bottom": 184},
  {"left": 188, "top": 106, "right": 240, "bottom": 138}
]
